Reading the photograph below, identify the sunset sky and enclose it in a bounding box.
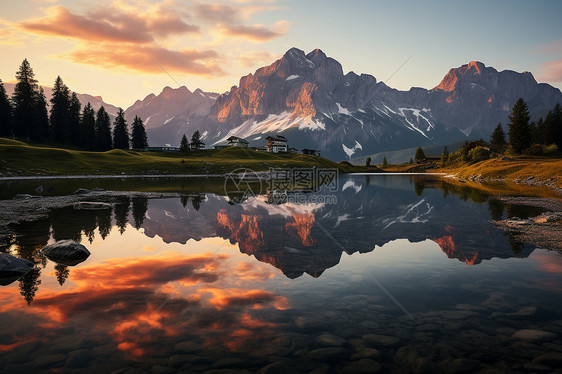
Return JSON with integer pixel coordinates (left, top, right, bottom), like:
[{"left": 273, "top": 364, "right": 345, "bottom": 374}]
[{"left": 1, "top": 0, "right": 561, "bottom": 108}]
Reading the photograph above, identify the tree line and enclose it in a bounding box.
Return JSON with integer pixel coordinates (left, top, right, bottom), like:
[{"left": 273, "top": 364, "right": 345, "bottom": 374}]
[
  {"left": 415, "top": 98, "right": 562, "bottom": 167},
  {"left": 0, "top": 59, "right": 148, "bottom": 151}
]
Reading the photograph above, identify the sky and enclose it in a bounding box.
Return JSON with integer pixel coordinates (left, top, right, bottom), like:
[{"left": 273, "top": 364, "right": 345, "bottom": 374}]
[{"left": 1, "top": 0, "right": 561, "bottom": 108}]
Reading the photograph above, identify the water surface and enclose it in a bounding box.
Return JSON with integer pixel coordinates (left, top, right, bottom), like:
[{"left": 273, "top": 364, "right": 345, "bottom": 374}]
[{"left": 1, "top": 175, "right": 561, "bottom": 373}]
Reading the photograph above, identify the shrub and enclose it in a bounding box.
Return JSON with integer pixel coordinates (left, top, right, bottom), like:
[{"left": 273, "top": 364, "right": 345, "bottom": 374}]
[
  {"left": 544, "top": 144, "right": 559, "bottom": 156},
  {"left": 468, "top": 146, "right": 490, "bottom": 162},
  {"left": 526, "top": 144, "right": 544, "bottom": 156}
]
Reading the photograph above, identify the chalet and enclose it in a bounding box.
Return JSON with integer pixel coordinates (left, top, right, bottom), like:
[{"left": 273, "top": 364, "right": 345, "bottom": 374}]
[
  {"left": 213, "top": 143, "right": 229, "bottom": 149},
  {"left": 191, "top": 141, "right": 205, "bottom": 150},
  {"left": 227, "top": 136, "right": 249, "bottom": 147},
  {"left": 302, "top": 148, "right": 321, "bottom": 156},
  {"left": 266, "top": 135, "right": 288, "bottom": 153},
  {"left": 146, "top": 146, "right": 180, "bottom": 152},
  {"left": 288, "top": 147, "right": 299, "bottom": 153}
]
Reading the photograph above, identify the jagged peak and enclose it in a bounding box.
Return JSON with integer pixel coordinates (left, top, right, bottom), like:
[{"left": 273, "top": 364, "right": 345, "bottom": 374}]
[
  {"left": 306, "top": 48, "right": 327, "bottom": 60},
  {"left": 283, "top": 47, "right": 306, "bottom": 60}
]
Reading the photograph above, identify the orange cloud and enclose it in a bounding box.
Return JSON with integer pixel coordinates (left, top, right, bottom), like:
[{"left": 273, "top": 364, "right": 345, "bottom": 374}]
[
  {"left": 20, "top": 5, "right": 198, "bottom": 44},
  {"left": 538, "top": 59, "right": 562, "bottom": 83},
  {"left": 236, "top": 50, "right": 278, "bottom": 68},
  {"left": 64, "top": 44, "right": 225, "bottom": 76},
  {"left": 194, "top": 3, "right": 288, "bottom": 42}
]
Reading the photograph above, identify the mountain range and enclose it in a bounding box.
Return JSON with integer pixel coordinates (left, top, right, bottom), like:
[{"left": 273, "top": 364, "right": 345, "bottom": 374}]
[
  {"left": 5, "top": 48, "right": 562, "bottom": 160},
  {"left": 124, "top": 48, "right": 562, "bottom": 160}
]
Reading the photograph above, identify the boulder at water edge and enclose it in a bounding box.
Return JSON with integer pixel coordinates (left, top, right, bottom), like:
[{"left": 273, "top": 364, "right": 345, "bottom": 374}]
[
  {"left": 0, "top": 253, "right": 34, "bottom": 286},
  {"left": 41, "top": 240, "right": 91, "bottom": 266}
]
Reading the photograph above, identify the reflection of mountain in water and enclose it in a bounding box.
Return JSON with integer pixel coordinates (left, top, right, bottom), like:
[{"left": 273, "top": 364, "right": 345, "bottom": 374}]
[{"left": 140, "top": 176, "right": 535, "bottom": 278}]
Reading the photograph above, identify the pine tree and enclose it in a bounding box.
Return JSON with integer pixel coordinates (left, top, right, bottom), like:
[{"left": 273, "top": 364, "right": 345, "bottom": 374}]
[
  {"left": 180, "top": 134, "right": 189, "bottom": 152},
  {"left": 507, "top": 98, "right": 531, "bottom": 154},
  {"left": 490, "top": 123, "right": 506, "bottom": 148},
  {"left": 131, "top": 116, "right": 148, "bottom": 150},
  {"left": 191, "top": 130, "right": 201, "bottom": 148},
  {"left": 34, "top": 87, "right": 49, "bottom": 141},
  {"left": 50, "top": 76, "right": 71, "bottom": 144},
  {"left": 12, "top": 59, "right": 41, "bottom": 141},
  {"left": 69, "top": 92, "right": 82, "bottom": 147},
  {"left": 365, "top": 157, "right": 371, "bottom": 166},
  {"left": 414, "top": 147, "right": 425, "bottom": 163},
  {"left": 0, "top": 80, "right": 12, "bottom": 137},
  {"left": 81, "top": 103, "right": 96, "bottom": 150},
  {"left": 535, "top": 117, "right": 547, "bottom": 145},
  {"left": 552, "top": 103, "right": 562, "bottom": 150},
  {"left": 440, "top": 146, "right": 449, "bottom": 166},
  {"left": 112, "top": 108, "right": 129, "bottom": 150},
  {"left": 95, "top": 106, "right": 112, "bottom": 151},
  {"left": 409, "top": 157, "right": 414, "bottom": 164},
  {"left": 382, "top": 156, "right": 388, "bottom": 168}
]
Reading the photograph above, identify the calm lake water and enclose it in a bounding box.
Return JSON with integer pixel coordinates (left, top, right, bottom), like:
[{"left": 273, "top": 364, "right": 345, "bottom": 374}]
[{"left": 1, "top": 175, "right": 562, "bottom": 373}]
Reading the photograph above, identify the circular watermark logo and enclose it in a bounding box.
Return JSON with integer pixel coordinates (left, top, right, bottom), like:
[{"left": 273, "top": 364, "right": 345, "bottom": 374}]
[{"left": 224, "top": 168, "right": 263, "bottom": 204}]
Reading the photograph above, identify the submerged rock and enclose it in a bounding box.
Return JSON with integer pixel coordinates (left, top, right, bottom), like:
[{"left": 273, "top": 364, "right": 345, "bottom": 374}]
[
  {"left": 13, "top": 194, "right": 35, "bottom": 200},
  {"left": 513, "top": 329, "right": 557, "bottom": 343},
  {"left": 74, "top": 188, "right": 91, "bottom": 195},
  {"left": 41, "top": 240, "right": 91, "bottom": 266},
  {"left": 35, "top": 186, "right": 54, "bottom": 194},
  {"left": 73, "top": 202, "right": 113, "bottom": 210},
  {"left": 0, "top": 253, "right": 34, "bottom": 286}
]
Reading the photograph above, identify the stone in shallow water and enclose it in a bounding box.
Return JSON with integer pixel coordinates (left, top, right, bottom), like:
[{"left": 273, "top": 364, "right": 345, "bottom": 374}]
[
  {"left": 0, "top": 253, "right": 34, "bottom": 286},
  {"left": 362, "top": 334, "right": 400, "bottom": 347},
  {"left": 258, "top": 361, "right": 297, "bottom": 374},
  {"left": 533, "top": 352, "right": 562, "bottom": 366},
  {"left": 73, "top": 201, "right": 113, "bottom": 210},
  {"left": 304, "top": 347, "right": 348, "bottom": 362},
  {"left": 342, "top": 358, "right": 382, "bottom": 373},
  {"left": 351, "top": 347, "right": 381, "bottom": 360},
  {"left": 513, "top": 329, "right": 557, "bottom": 343},
  {"left": 316, "top": 333, "right": 345, "bottom": 346},
  {"left": 41, "top": 240, "right": 91, "bottom": 266},
  {"left": 439, "top": 358, "right": 481, "bottom": 374}
]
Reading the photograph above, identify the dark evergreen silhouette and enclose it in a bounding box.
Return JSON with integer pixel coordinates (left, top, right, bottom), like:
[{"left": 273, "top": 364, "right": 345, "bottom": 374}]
[
  {"left": 507, "top": 98, "right": 531, "bottom": 154},
  {"left": 131, "top": 116, "right": 148, "bottom": 150},
  {"left": 114, "top": 197, "right": 130, "bottom": 234},
  {"left": 81, "top": 103, "right": 96, "bottom": 150},
  {"left": 50, "top": 76, "right": 71, "bottom": 144},
  {"left": 0, "top": 79, "right": 12, "bottom": 137},
  {"left": 34, "top": 87, "right": 50, "bottom": 141},
  {"left": 132, "top": 197, "right": 148, "bottom": 229},
  {"left": 365, "top": 157, "right": 371, "bottom": 166},
  {"left": 180, "top": 134, "right": 189, "bottom": 152},
  {"left": 69, "top": 92, "right": 82, "bottom": 146},
  {"left": 95, "top": 106, "right": 112, "bottom": 151},
  {"left": 553, "top": 103, "right": 562, "bottom": 150},
  {"left": 382, "top": 156, "right": 388, "bottom": 168},
  {"left": 97, "top": 208, "right": 113, "bottom": 239},
  {"left": 414, "top": 147, "right": 425, "bottom": 163},
  {"left": 192, "top": 195, "right": 204, "bottom": 211},
  {"left": 440, "top": 146, "right": 449, "bottom": 165},
  {"left": 191, "top": 130, "right": 202, "bottom": 148},
  {"left": 55, "top": 264, "right": 70, "bottom": 286},
  {"left": 113, "top": 108, "right": 129, "bottom": 150},
  {"left": 490, "top": 123, "right": 506, "bottom": 148},
  {"left": 12, "top": 59, "right": 47, "bottom": 141}
]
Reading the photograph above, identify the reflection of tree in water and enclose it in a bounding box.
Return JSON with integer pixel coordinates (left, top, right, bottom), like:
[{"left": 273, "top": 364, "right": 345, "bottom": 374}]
[
  {"left": 488, "top": 200, "right": 505, "bottom": 221},
  {"left": 414, "top": 181, "right": 425, "bottom": 196},
  {"left": 51, "top": 207, "right": 83, "bottom": 243},
  {"left": 55, "top": 263, "right": 69, "bottom": 285},
  {"left": 180, "top": 196, "right": 188, "bottom": 208},
  {"left": 12, "top": 218, "right": 50, "bottom": 304},
  {"left": 192, "top": 195, "right": 204, "bottom": 211},
  {"left": 132, "top": 197, "right": 149, "bottom": 230},
  {"left": 97, "top": 207, "right": 113, "bottom": 239},
  {"left": 114, "top": 197, "right": 130, "bottom": 235}
]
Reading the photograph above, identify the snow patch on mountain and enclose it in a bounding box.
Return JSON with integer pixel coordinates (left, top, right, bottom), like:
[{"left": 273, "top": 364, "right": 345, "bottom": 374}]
[
  {"left": 342, "top": 140, "right": 363, "bottom": 158},
  {"left": 336, "top": 102, "right": 351, "bottom": 115},
  {"left": 286, "top": 75, "right": 300, "bottom": 81}
]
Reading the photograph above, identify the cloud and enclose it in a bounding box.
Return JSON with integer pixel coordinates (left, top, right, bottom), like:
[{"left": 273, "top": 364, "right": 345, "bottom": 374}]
[
  {"left": 20, "top": 5, "right": 198, "bottom": 44},
  {"left": 537, "top": 59, "right": 562, "bottom": 83},
  {"left": 236, "top": 50, "right": 278, "bottom": 67},
  {"left": 193, "top": 3, "right": 288, "bottom": 42},
  {"left": 63, "top": 44, "right": 226, "bottom": 76}
]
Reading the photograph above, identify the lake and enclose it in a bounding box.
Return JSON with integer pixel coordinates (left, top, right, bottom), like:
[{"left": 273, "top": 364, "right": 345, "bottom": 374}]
[{"left": 1, "top": 174, "right": 561, "bottom": 373}]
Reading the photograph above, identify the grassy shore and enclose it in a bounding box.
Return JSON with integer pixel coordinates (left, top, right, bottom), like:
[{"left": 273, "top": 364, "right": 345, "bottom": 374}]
[
  {"left": 0, "top": 138, "right": 381, "bottom": 176},
  {"left": 378, "top": 156, "right": 562, "bottom": 192}
]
